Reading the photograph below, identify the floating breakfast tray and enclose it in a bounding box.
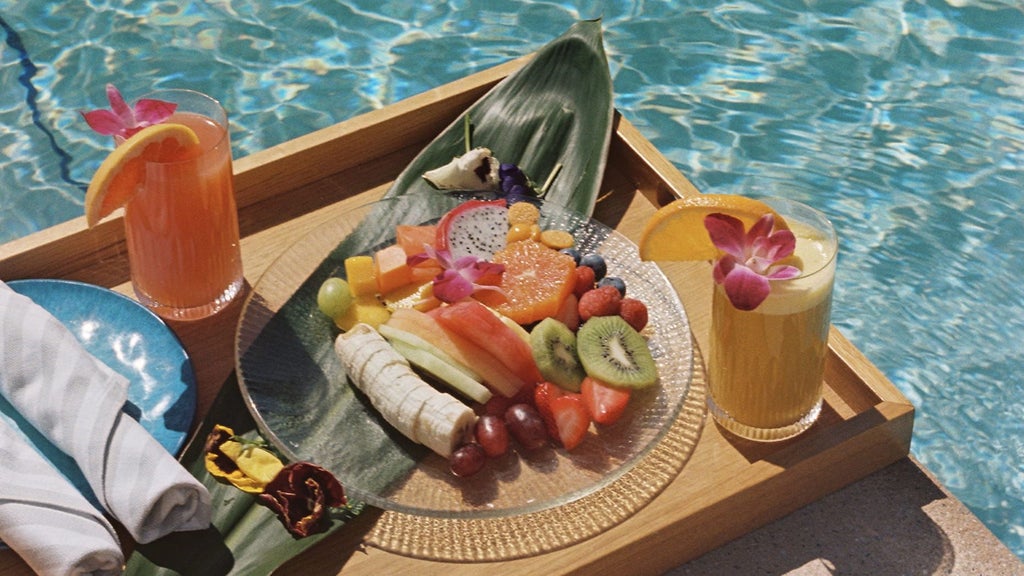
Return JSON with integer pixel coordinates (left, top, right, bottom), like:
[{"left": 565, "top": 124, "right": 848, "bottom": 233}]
[{"left": 0, "top": 56, "right": 913, "bottom": 576}]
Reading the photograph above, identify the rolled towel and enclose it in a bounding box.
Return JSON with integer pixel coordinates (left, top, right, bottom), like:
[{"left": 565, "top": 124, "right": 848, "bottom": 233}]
[
  {"left": 0, "top": 282, "right": 212, "bottom": 544},
  {"left": 0, "top": 416, "right": 124, "bottom": 576}
]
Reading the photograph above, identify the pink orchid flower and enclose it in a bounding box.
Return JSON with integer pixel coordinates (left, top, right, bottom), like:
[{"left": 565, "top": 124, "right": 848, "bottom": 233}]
[
  {"left": 704, "top": 212, "right": 802, "bottom": 311},
  {"left": 408, "top": 245, "right": 505, "bottom": 303},
  {"left": 81, "top": 84, "right": 177, "bottom": 139}
]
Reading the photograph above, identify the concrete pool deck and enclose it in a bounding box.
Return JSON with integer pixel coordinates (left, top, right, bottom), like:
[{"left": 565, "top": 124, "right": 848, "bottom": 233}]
[{"left": 666, "top": 456, "right": 1023, "bottom": 575}]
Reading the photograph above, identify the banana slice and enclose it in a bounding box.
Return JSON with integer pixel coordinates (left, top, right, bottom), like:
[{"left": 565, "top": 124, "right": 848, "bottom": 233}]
[{"left": 415, "top": 393, "right": 476, "bottom": 458}]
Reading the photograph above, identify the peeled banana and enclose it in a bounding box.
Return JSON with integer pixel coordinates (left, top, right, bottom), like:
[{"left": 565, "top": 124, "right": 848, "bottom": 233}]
[{"left": 334, "top": 323, "right": 475, "bottom": 458}]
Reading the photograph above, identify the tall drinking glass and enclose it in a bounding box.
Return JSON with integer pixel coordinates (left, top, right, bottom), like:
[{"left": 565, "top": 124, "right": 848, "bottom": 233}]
[
  {"left": 122, "top": 89, "right": 244, "bottom": 321},
  {"left": 706, "top": 197, "right": 837, "bottom": 441}
]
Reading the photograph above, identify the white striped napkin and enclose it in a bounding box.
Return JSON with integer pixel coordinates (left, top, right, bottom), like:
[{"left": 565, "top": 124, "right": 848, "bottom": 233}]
[
  {"left": 0, "top": 416, "right": 124, "bottom": 575},
  {"left": 0, "top": 281, "right": 212, "bottom": 561}
]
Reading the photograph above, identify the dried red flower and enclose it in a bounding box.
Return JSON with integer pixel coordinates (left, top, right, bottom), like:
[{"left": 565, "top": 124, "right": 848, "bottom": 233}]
[{"left": 257, "top": 462, "right": 346, "bottom": 538}]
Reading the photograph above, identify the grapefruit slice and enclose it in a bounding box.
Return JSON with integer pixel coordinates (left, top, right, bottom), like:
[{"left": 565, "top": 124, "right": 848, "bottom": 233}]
[
  {"left": 84, "top": 123, "right": 201, "bottom": 227},
  {"left": 638, "top": 194, "right": 788, "bottom": 262}
]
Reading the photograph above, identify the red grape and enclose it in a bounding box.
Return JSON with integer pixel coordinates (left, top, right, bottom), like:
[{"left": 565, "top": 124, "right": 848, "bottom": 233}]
[
  {"left": 450, "top": 443, "right": 486, "bottom": 477},
  {"left": 481, "top": 394, "right": 513, "bottom": 417},
  {"left": 504, "top": 403, "right": 549, "bottom": 450},
  {"left": 475, "top": 414, "right": 510, "bottom": 457}
]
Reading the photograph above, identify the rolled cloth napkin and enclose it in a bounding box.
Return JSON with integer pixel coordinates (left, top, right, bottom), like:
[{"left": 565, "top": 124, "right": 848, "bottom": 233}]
[
  {"left": 0, "top": 416, "right": 124, "bottom": 575},
  {"left": 0, "top": 281, "right": 212, "bottom": 545}
]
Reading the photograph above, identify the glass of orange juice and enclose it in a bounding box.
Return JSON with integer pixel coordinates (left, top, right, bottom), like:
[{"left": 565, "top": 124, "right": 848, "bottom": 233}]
[
  {"left": 122, "top": 89, "right": 244, "bottom": 321},
  {"left": 706, "top": 197, "right": 838, "bottom": 442}
]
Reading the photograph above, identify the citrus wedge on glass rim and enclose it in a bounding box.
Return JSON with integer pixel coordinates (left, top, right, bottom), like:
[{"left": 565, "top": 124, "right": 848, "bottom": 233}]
[
  {"left": 84, "top": 123, "right": 201, "bottom": 227},
  {"left": 638, "top": 194, "right": 788, "bottom": 261}
]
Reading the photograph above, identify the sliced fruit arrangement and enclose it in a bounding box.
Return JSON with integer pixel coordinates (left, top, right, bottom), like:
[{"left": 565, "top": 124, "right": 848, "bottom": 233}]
[{"left": 320, "top": 198, "right": 661, "bottom": 477}]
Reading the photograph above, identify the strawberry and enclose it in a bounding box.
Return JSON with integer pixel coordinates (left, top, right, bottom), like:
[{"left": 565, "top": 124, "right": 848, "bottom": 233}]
[
  {"left": 553, "top": 293, "right": 580, "bottom": 331},
  {"left": 581, "top": 376, "right": 631, "bottom": 426},
  {"left": 533, "top": 381, "right": 563, "bottom": 439},
  {"left": 549, "top": 394, "right": 590, "bottom": 450}
]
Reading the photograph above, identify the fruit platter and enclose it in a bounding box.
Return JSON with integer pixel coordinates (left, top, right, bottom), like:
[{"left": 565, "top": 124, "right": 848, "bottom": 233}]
[{"left": 236, "top": 192, "right": 697, "bottom": 519}]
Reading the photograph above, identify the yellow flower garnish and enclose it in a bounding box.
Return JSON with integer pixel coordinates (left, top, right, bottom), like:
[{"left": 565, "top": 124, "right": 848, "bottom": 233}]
[{"left": 204, "top": 424, "right": 285, "bottom": 494}]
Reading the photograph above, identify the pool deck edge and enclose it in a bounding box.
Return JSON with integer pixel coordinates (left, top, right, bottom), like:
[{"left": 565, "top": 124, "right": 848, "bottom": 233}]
[{"left": 665, "top": 456, "right": 1023, "bottom": 575}]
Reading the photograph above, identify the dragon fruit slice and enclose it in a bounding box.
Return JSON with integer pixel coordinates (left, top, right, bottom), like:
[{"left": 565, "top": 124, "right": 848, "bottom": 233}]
[{"left": 435, "top": 199, "right": 509, "bottom": 260}]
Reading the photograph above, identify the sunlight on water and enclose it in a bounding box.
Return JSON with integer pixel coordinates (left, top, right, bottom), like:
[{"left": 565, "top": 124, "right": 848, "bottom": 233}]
[{"left": 1, "top": 0, "right": 1022, "bottom": 560}]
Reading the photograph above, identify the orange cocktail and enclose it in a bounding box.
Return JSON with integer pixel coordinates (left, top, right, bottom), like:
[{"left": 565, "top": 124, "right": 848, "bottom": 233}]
[
  {"left": 706, "top": 198, "right": 837, "bottom": 441},
  {"left": 638, "top": 193, "right": 838, "bottom": 442},
  {"left": 123, "top": 90, "right": 243, "bottom": 320}
]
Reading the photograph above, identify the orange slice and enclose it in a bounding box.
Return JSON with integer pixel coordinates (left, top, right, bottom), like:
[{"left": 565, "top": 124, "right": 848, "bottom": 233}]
[
  {"left": 475, "top": 240, "right": 576, "bottom": 325},
  {"left": 638, "top": 194, "right": 788, "bottom": 261},
  {"left": 84, "top": 123, "right": 201, "bottom": 227}
]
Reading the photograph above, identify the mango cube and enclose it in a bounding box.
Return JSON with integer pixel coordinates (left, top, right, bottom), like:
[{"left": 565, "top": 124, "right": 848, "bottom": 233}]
[
  {"left": 344, "top": 255, "right": 377, "bottom": 297},
  {"left": 334, "top": 295, "right": 391, "bottom": 331}
]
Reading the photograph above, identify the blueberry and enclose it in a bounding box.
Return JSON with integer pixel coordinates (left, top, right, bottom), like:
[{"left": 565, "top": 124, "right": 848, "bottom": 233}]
[
  {"left": 560, "top": 247, "right": 581, "bottom": 265},
  {"left": 579, "top": 253, "right": 607, "bottom": 280},
  {"left": 598, "top": 276, "right": 626, "bottom": 297}
]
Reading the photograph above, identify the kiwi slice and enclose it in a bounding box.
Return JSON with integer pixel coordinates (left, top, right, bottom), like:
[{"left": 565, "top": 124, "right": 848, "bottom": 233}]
[
  {"left": 530, "top": 317, "right": 586, "bottom": 392},
  {"left": 577, "top": 316, "right": 658, "bottom": 389}
]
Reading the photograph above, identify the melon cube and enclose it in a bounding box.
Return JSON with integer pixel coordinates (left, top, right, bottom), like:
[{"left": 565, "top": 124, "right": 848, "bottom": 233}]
[
  {"left": 374, "top": 244, "right": 413, "bottom": 294},
  {"left": 395, "top": 224, "right": 438, "bottom": 257}
]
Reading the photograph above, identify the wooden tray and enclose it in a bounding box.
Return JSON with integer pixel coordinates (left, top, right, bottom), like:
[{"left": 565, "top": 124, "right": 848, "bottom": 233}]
[{"left": 0, "top": 56, "right": 913, "bottom": 575}]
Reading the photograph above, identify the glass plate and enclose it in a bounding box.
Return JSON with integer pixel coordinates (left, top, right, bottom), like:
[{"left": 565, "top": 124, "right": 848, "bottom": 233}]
[{"left": 236, "top": 193, "right": 696, "bottom": 519}]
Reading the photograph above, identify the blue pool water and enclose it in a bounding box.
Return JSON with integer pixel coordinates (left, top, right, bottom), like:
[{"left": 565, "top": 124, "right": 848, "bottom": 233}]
[{"left": 2, "top": 0, "right": 1023, "bottom": 561}]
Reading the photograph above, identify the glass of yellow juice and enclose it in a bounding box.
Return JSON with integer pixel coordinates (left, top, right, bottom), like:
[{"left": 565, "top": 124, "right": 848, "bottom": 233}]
[
  {"left": 123, "top": 89, "right": 244, "bottom": 321},
  {"left": 706, "top": 197, "right": 837, "bottom": 441}
]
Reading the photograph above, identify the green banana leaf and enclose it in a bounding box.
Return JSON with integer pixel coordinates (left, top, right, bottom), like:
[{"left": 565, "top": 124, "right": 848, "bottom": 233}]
[
  {"left": 124, "top": 19, "right": 613, "bottom": 576},
  {"left": 380, "top": 17, "right": 613, "bottom": 219}
]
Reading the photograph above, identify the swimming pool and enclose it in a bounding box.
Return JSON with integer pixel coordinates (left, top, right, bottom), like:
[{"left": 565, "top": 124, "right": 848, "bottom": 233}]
[{"left": 2, "top": 0, "right": 1022, "bottom": 561}]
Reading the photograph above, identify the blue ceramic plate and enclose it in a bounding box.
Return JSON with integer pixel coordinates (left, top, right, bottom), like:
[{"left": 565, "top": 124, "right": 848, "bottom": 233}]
[{"left": 0, "top": 279, "right": 196, "bottom": 504}]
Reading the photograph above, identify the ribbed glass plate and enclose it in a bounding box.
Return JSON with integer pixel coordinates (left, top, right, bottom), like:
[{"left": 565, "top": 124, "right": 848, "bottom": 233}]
[{"left": 236, "top": 193, "right": 698, "bottom": 519}]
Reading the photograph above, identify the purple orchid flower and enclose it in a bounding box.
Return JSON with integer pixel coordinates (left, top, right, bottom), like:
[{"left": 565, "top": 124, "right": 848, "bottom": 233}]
[
  {"left": 704, "top": 212, "right": 802, "bottom": 311},
  {"left": 80, "top": 84, "right": 177, "bottom": 139},
  {"left": 408, "top": 245, "right": 505, "bottom": 303}
]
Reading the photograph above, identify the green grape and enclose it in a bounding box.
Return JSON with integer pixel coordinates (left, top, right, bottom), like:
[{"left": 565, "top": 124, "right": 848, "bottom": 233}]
[{"left": 317, "top": 277, "right": 353, "bottom": 320}]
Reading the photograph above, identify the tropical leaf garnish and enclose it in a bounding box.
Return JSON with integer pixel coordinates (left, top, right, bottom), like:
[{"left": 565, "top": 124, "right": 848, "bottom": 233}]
[
  {"left": 390, "top": 18, "right": 613, "bottom": 216},
  {"left": 360, "top": 18, "right": 614, "bottom": 239}
]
